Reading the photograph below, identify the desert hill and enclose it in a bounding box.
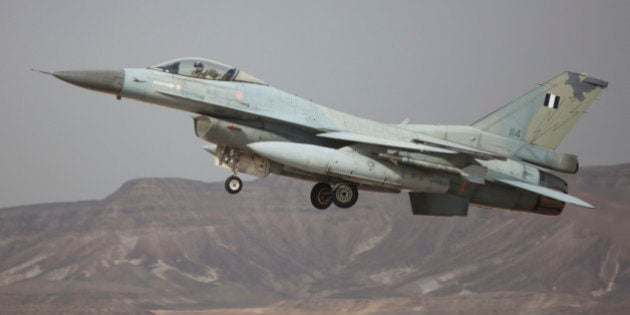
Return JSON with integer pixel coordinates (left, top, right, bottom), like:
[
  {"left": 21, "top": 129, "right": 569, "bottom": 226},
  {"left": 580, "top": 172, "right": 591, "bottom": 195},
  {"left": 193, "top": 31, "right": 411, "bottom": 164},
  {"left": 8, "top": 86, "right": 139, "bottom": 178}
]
[{"left": 0, "top": 164, "right": 628, "bottom": 314}]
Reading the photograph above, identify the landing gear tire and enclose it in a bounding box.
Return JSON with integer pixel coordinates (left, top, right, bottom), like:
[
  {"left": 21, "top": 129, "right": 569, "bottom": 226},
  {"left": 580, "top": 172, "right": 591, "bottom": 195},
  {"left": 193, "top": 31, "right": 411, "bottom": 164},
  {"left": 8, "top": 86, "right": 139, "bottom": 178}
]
[
  {"left": 225, "top": 176, "right": 242, "bottom": 194},
  {"left": 310, "top": 182, "right": 333, "bottom": 210},
  {"left": 332, "top": 183, "right": 358, "bottom": 208}
]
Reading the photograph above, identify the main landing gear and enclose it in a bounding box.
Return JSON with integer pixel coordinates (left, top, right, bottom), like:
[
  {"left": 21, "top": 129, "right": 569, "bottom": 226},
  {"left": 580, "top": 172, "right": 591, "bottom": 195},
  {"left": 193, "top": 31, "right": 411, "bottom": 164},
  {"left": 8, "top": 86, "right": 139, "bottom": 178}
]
[{"left": 310, "top": 182, "right": 358, "bottom": 210}]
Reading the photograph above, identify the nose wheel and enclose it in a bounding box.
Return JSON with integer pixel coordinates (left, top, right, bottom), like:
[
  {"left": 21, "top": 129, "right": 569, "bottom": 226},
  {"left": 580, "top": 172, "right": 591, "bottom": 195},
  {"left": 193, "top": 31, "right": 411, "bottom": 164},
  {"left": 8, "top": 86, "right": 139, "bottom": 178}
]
[
  {"left": 225, "top": 176, "right": 243, "bottom": 194},
  {"left": 219, "top": 147, "right": 243, "bottom": 194}
]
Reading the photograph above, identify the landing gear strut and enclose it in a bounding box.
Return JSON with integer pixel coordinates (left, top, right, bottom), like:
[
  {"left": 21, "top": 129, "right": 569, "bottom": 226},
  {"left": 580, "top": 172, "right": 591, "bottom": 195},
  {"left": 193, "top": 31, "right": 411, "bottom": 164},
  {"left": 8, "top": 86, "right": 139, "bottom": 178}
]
[
  {"left": 220, "top": 146, "right": 243, "bottom": 194},
  {"left": 310, "top": 182, "right": 358, "bottom": 209},
  {"left": 225, "top": 176, "right": 242, "bottom": 194}
]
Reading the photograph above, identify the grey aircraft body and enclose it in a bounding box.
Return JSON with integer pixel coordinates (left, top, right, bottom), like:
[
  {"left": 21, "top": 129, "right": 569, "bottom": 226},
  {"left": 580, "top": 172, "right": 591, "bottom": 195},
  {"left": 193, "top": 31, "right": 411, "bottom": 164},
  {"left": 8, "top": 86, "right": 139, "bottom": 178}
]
[{"left": 42, "top": 58, "right": 608, "bottom": 216}]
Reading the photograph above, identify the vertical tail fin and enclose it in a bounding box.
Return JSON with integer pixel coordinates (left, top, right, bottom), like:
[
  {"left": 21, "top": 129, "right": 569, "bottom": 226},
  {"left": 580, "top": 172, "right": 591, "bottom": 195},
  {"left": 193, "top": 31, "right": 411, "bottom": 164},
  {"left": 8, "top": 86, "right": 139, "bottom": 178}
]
[{"left": 472, "top": 72, "right": 607, "bottom": 149}]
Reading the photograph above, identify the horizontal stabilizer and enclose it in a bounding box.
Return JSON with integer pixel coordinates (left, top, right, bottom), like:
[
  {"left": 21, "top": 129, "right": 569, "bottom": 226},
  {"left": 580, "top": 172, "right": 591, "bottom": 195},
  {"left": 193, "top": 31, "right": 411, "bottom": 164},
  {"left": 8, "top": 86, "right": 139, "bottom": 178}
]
[{"left": 496, "top": 178, "right": 594, "bottom": 208}]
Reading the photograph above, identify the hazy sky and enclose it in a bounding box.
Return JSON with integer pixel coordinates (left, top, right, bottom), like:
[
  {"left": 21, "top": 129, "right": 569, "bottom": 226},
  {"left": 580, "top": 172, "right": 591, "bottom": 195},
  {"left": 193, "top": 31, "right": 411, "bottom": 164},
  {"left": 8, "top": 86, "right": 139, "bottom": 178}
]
[{"left": 1, "top": 1, "right": 629, "bottom": 208}]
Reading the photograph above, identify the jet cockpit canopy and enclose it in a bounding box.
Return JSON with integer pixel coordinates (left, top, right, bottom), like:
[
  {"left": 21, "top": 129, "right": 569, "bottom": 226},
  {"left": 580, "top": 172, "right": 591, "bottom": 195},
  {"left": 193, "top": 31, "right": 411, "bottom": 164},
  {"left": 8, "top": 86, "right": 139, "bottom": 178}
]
[{"left": 149, "top": 58, "right": 267, "bottom": 85}]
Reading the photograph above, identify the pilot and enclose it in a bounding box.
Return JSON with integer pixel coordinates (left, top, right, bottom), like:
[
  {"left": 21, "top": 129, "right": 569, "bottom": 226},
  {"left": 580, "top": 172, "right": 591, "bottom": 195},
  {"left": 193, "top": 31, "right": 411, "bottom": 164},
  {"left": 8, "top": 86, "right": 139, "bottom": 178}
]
[{"left": 192, "top": 62, "right": 204, "bottom": 77}]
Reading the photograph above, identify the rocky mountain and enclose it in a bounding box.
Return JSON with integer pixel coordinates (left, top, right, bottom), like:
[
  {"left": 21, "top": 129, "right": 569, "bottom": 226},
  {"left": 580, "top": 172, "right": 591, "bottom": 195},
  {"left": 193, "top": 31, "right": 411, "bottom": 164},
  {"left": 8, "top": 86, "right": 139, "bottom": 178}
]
[{"left": 0, "top": 164, "right": 628, "bottom": 314}]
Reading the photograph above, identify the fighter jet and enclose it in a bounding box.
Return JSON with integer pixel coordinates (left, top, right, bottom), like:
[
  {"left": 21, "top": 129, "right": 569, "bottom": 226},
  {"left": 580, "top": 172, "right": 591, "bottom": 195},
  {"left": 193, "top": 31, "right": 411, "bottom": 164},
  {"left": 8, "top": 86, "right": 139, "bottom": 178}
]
[{"left": 40, "top": 57, "right": 608, "bottom": 216}]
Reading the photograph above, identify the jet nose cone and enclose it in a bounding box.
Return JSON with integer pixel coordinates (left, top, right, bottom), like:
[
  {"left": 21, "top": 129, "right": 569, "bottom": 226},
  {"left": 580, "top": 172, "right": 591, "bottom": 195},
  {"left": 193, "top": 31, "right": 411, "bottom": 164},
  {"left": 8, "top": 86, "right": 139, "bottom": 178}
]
[{"left": 53, "top": 70, "right": 124, "bottom": 95}]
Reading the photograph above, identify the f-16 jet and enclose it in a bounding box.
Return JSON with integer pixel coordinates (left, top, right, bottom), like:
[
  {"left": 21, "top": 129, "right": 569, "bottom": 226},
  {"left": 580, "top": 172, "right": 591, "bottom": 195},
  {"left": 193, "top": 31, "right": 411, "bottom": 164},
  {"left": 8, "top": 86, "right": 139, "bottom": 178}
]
[{"left": 41, "top": 57, "right": 608, "bottom": 216}]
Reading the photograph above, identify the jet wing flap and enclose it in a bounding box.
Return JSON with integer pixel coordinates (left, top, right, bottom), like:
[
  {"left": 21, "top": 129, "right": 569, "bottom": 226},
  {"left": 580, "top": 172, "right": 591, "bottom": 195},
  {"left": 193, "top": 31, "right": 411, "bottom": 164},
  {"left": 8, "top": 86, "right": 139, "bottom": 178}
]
[
  {"left": 317, "top": 131, "right": 457, "bottom": 154},
  {"left": 495, "top": 178, "right": 595, "bottom": 208}
]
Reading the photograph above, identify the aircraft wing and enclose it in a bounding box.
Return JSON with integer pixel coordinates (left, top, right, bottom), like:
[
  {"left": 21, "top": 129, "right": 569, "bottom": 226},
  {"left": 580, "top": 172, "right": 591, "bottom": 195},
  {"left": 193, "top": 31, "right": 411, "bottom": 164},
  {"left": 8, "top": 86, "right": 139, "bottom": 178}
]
[
  {"left": 494, "top": 177, "right": 594, "bottom": 208},
  {"left": 317, "top": 131, "right": 504, "bottom": 160},
  {"left": 317, "top": 131, "right": 457, "bottom": 154}
]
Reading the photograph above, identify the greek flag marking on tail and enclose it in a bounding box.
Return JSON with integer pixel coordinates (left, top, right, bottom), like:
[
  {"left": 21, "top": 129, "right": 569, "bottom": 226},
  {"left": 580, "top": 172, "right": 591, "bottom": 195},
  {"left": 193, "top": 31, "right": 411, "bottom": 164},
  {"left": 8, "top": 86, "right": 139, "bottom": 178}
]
[
  {"left": 544, "top": 93, "right": 560, "bottom": 109},
  {"left": 472, "top": 71, "right": 607, "bottom": 149}
]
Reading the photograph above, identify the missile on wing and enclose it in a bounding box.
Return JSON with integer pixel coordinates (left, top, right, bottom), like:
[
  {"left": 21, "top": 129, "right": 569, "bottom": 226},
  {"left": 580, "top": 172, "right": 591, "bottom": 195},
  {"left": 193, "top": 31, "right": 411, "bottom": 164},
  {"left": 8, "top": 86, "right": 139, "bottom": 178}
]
[{"left": 247, "top": 142, "right": 449, "bottom": 193}]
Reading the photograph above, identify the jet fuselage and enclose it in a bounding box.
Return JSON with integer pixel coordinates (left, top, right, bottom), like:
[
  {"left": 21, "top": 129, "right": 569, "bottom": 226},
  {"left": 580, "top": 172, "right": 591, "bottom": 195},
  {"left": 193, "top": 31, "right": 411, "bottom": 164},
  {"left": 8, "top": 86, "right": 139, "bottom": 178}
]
[{"left": 47, "top": 57, "right": 607, "bottom": 215}]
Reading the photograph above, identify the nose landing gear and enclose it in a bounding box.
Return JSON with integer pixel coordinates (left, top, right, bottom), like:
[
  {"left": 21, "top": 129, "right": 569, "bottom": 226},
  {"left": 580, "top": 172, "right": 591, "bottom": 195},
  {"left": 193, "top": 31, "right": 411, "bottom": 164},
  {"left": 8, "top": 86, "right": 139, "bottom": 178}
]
[
  {"left": 220, "top": 147, "right": 244, "bottom": 194},
  {"left": 225, "top": 176, "right": 242, "bottom": 194}
]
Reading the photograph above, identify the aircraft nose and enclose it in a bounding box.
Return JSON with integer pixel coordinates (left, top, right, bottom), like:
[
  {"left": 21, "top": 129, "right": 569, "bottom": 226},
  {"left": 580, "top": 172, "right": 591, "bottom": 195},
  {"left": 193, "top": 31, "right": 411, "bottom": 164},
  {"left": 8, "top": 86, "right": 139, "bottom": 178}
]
[{"left": 53, "top": 70, "right": 124, "bottom": 95}]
